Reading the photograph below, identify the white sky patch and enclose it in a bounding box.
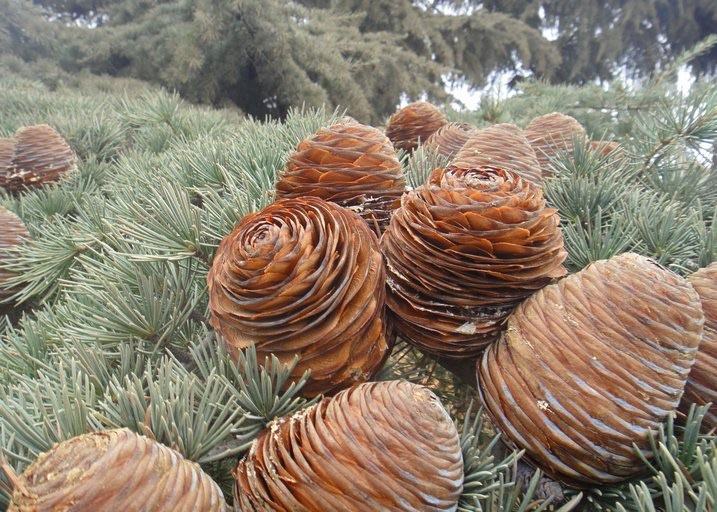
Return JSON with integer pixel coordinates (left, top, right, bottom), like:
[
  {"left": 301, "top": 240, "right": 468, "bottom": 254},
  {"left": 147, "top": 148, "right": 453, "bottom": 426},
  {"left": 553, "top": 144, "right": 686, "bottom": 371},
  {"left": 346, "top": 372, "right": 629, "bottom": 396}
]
[{"left": 538, "top": 6, "right": 559, "bottom": 42}]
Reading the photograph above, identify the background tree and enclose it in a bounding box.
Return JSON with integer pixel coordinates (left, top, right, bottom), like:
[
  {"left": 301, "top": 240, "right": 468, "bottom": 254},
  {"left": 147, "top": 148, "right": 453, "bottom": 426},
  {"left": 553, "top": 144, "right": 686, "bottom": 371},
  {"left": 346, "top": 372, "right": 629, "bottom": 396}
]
[
  {"left": 482, "top": 0, "right": 717, "bottom": 83},
  {"left": 4, "top": 0, "right": 560, "bottom": 122},
  {"left": 3, "top": 0, "right": 716, "bottom": 122}
]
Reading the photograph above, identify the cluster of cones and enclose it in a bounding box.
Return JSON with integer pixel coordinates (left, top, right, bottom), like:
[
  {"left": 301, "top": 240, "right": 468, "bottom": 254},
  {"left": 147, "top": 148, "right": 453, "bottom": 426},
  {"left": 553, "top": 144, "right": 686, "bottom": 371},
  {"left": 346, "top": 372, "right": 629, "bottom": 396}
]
[
  {"left": 0, "top": 125, "right": 75, "bottom": 304},
  {"left": 8, "top": 381, "right": 464, "bottom": 512},
  {"left": 4, "top": 103, "right": 715, "bottom": 511}
]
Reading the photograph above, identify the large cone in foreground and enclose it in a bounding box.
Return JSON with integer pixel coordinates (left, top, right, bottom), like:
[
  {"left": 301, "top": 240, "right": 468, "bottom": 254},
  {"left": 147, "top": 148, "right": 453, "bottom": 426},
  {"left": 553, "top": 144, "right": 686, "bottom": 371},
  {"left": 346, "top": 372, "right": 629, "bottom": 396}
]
[
  {"left": 208, "top": 196, "right": 391, "bottom": 397},
  {"left": 452, "top": 123, "right": 542, "bottom": 184},
  {"left": 235, "top": 380, "right": 463, "bottom": 511},
  {"left": 276, "top": 119, "right": 405, "bottom": 233},
  {"left": 525, "top": 113, "right": 586, "bottom": 176},
  {"left": 0, "top": 207, "right": 29, "bottom": 302},
  {"left": 424, "top": 122, "right": 478, "bottom": 159},
  {"left": 381, "top": 166, "right": 566, "bottom": 359},
  {"left": 479, "top": 253, "right": 704, "bottom": 486},
  {"left": 0, "top": 125, "right": 76, "bottom": 191},
  {"left": 8, "top": 429, "right": 226, "bottom": 511},
  {"left": 680, "top": 263, "right": 717, "bottom": 429},
  {"left": 385, "top": 101, "right": 447, "bottom": 153}
]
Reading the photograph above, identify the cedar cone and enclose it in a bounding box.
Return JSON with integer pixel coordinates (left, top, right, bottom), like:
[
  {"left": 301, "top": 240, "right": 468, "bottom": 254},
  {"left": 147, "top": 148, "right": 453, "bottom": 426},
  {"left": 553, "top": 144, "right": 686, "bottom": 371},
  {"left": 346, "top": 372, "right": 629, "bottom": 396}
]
[
  {"left": 452, "top": 123, "right": 542, "bottom": 184},
  {"left": 0, "top": 125, "right": 76, "bottom": 192},
  {"left": 275, "top": 119, "right": 405, "bottom": 233},
  {"left": 385, "top": 101, "right": 448, "bottom": 153},
  {"left": 479, "top": 253, "right": 705, "bottom": 486},
  {"left": 0, "top": 138, "right": 14, "bottom": 172},
  {"left": 381, "top": 166, "right": 566, "bottom": 359},
  {"left": 207, "top": 196, "right": 391, "bottom": 397},
  {"left": 524, "top": 113, "right": 586, "bottom": 176},
  {"left": 680, "top": 263, "right": 717, "bottom": 429},
  {"left": 589, "top": 140, "right": 625, "bottom": 159},
  {"left": 0, "top": 207, "right": 29, "bottom": 303},
  {"left": 424, "top": 122, "right": 478, "bottom": 159},
  {"left": 234, "top": 380, "right": 463, "bottom": 511},
  {"left": 8, "top": 429, "right": 227, "bottom": 511}
]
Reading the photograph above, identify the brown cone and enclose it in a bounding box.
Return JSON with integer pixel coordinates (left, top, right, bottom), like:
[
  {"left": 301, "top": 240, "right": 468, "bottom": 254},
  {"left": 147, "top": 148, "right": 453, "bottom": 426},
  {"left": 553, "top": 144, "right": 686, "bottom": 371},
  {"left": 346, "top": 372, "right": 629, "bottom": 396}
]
[
  {"left": 479, "top": 253, "right": 705, "bottom": 486},
  {"left": 589, "top": 140, "right": 625, "bottom": 160},
  {"left": 680, "top": 263, "right": 717, "bottom": 429},
  {"left": 385, "top": 101, "right": 448, "bottom": 153},
  {"left": 381, "top": 166, "right": 566, "bottom": 359},
  {"left": 207, "top": 196, "right": 391, "bottom": 397},
  {"left": 8, "top": 429, "right": 227, "bottom": 512},
  {"left": 275, "top": 119, "right": 405, "bottom": 234},
  {"left": 0, "top": 125, "right": 76, "bottom": 192},
  {"left": 0, "top": 207, "right": 29, "bottom": 302},
  {"left": 452, "top": 123, "right": 542, "bottom": 184},
  {"left": 0, "top": 138, "right": 15, "bottom": 174},
  {"left": 524, "top": 113, "right": 586, "bottom": 176},
  {"left": 234, "top": 380, "right": 463, "bottom": 511},
  {"left": 424, "top": 122, "right": 478, "bottom": 159}
]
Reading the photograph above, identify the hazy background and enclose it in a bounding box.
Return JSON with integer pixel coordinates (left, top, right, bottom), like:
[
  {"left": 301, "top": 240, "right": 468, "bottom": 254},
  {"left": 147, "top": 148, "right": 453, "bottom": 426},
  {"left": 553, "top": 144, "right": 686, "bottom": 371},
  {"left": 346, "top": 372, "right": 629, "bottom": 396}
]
[{"left": 1, "top": 0, "right": 715, "bottom": 122}]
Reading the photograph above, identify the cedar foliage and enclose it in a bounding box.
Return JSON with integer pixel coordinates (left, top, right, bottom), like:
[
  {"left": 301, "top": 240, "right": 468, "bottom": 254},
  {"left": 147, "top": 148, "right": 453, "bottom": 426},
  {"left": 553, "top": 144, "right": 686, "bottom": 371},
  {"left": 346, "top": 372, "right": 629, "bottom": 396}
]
[{"left": 0, "top": 39, "right": 715, "bottom": 510}]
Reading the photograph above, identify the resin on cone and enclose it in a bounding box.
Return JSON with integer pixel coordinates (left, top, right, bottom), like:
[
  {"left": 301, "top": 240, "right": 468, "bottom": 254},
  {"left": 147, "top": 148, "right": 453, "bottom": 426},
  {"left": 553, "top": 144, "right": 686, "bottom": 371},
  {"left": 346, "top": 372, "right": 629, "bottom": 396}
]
[
  {"left": 524, "top": 113, "right": 586, "bottom": 176},
  {"left": 234, "top": 380, "right": 463, "bottom": 511},
  {"left": 0, "top": 125, "right": 76, "bottom": 192},
  {"left": 385, "top": 101, "right": 447, "bottom": 153},
  {"left": 479, "top": 253, "right": 704, "bottom": 486},
  {"left": 424, "top": 122, "right": 477, "bottom": 159},
  {"left": 275, "top": 119, "right": 405, "bottom": 233},
  {"left": 680, "top": 263, "right": 717, "bottom": 429},
  {"left": 207, "top": 197, "right": 391, "bottom": 397},
  {"left": 452, "top": 123, "right": 542, "bottom": 184},
  {"left": 8, "top": 429, "right": 227, "bottom": 512},
  {"left": 0, "top": 207, "right": 29, "bottom": 302},
  {"left": 381, "top": 166, "right": 566, "bottom": 359}
]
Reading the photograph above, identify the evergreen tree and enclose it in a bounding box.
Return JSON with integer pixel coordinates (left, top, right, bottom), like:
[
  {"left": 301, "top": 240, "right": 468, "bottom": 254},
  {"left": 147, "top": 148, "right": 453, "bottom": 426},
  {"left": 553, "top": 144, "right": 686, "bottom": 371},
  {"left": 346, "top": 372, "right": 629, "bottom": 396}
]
[
  {"left": 483, "top": 0, "right": 717, "bottom": 83},
  {"left": 5, "top": 0, "right": 716, "bottom": 121}
]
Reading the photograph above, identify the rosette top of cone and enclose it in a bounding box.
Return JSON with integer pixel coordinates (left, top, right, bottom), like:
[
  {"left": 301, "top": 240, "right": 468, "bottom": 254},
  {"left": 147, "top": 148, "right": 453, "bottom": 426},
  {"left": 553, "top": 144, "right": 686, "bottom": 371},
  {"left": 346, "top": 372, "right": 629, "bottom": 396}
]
[
  {"left": 524, "top": 113, "right": 586, "bottom": 176},
  {"left": 452, "top": 123, "right": 542, "bottom": 185},
  {"left": 275, "top": 119, "right": 405, "bottom": 233},
  {"left": 381, "top": 166, "right": 566, "bottom": 359},
  {"left": 0, "top": 124, "right": 76, "bottom": 192},
  {"left": 424, "top": 122, "right": 478, "bottom": 159},
  {"left": 235, "top": 380, "right": 463, "bottom": 512},
  {"left": 680, "top": 263, "right": 717, "bottom": 429},
  {"left": 385, "top": 101, "right": 448, "bottom": 153},
  {"left": 8, "top": 428, "right": 227, "bottom": 512},
  {"left": 479, "top": 253, "right": 705, "bottom": 486},
  {"left": 207, "top": 196, "right": 391, "bottom": 397},
  {"left": 0, "top": 207, "right": 29, "bottom": 303}
]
